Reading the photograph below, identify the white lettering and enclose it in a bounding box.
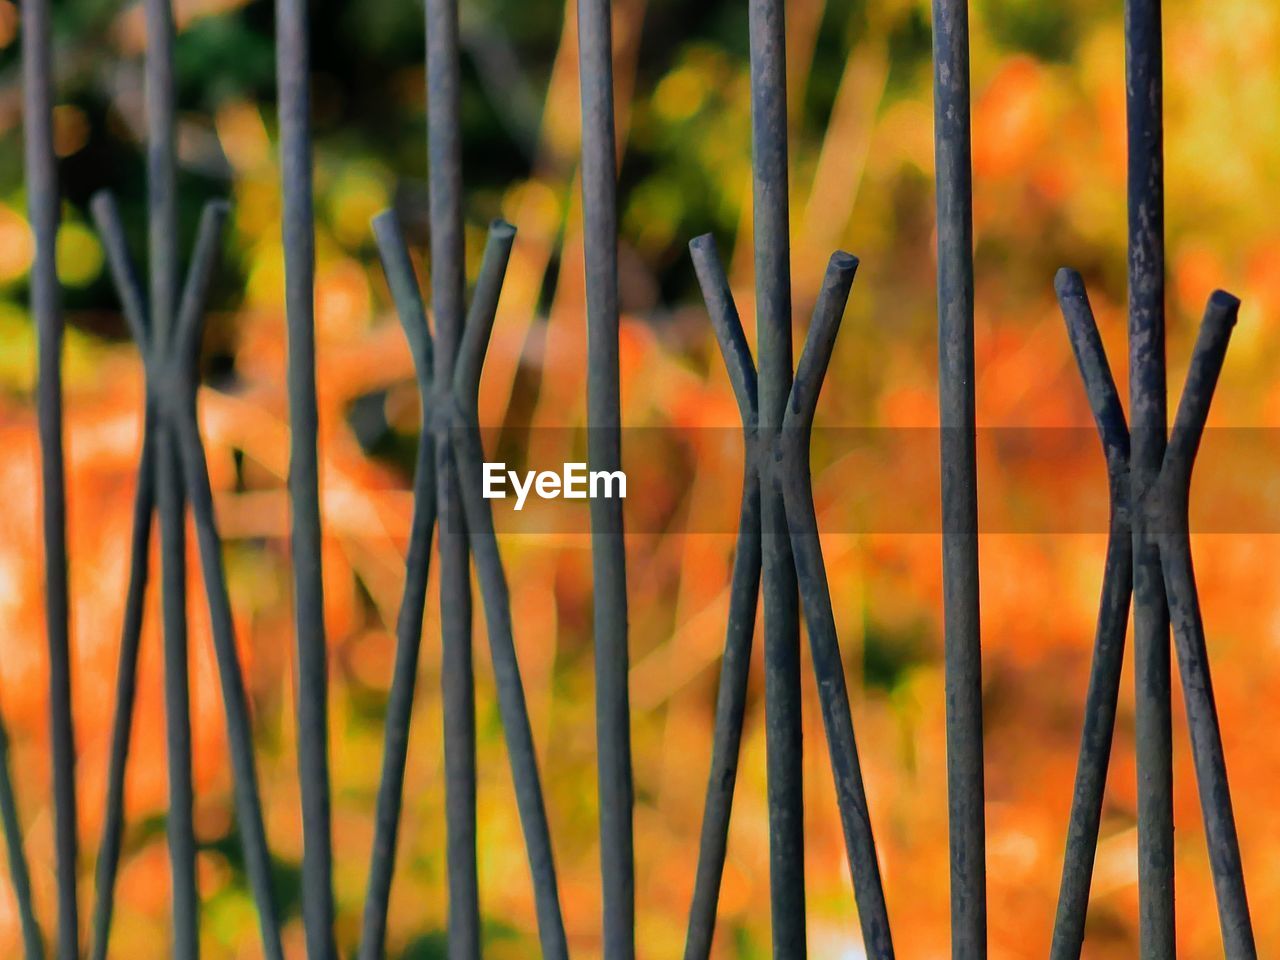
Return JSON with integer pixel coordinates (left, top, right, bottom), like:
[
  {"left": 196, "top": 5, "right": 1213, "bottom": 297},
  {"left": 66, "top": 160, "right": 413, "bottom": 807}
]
[
  {"left": 479, "top": 463, "right": 628, "bottom": 509},
  {"left": 483, "top": 462, "right": 506, "bottom": 500},
  {"left": 536, "top": 470, "right": 561, "bottom": 499},
  {"left": 563, "top": 462, "right": 588, "bottom": 499},
  {"left": 509, "top": 469, "right": 535, "bottom": 512},
  {"left": 590, "top": 469, "right": 627, "bottom": 500}
]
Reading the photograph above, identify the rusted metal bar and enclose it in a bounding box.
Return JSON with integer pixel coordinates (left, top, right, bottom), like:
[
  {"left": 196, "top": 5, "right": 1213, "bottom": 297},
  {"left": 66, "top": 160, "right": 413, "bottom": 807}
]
[
  {"left": 780, "top": 253, "right": 894, "bottom": 960},
  {"left": 275, "top": 0, "right": 337, "bottom": 953},
  {"left": 683, "top": 236, "right": 761, "bottom": 960},
  {"left": 87, "top": 191, "right": 155, "bottom": 960},
  {"left": 576, "top": 1, "right": 634, "bottom": 954},
  {"left": 1158, "top": 292, "right": 1254, "bottom": 959},
  {"left": 747, "top": 0, "right": 806, "bottom": 953},
  {"left": 1049, "top": 271, "right": 1134, "bottom": 960},
  {"left": 450, "top": 222, "right": 570, "bottom": 960},
  {"left": 21, "top": 0, "right": 78, "bottom": 953},
  {"left": 359, "top": 211, "right": 439, "bottom": 960},
  {"left": 0, "top": 711, "right": 43, "bottom": 959},
  {"left": 931, "top": 0, "right": 986, "bottom": 954},
  {"left": 1124, "top": 0, "right": 1173, "bottom": 952},
  {"left": 423, "top": 2, "right": 480, "bottom": 954}
]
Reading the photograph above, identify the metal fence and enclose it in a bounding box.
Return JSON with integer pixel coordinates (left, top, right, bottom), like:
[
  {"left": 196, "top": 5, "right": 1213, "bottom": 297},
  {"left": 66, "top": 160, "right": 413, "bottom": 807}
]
[{"left": 7, "top": 0, "right": 1257, "bottom": 957}]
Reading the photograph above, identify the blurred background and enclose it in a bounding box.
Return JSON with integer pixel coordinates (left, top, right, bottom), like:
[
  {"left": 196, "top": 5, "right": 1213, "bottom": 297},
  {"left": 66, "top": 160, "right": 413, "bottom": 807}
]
[{"left": 1, "top": 0, "right": 1279, "bottom": 955}]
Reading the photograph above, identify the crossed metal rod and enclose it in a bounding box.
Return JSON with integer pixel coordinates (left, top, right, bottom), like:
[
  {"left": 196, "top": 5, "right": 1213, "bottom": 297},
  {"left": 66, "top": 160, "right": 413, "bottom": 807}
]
[
  {"left": 683, "top": 236, "right": 895, "bottom": 960},
  {"left": 72, "top": 0, "right": 285, "bottom": 955},
  {"left": 1050, "top": 271, "right": 1256, "bottom": 959},
  {"left": 359, "top": 212, "right": 569, "bottom": 959},
  {"left": 7, "top": 0, "right": 1264, "bottom": 955},
  {"left": 356, "top": 214, "right": 439, "bottom": 960},
  {"left": 89, "top": 194, "right": 285, "bottom": 960}
]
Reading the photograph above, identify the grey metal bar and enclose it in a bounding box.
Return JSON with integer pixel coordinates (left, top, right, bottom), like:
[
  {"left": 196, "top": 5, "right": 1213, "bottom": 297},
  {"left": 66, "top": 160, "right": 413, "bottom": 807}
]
[
  {"left": 424, "top": 1, "right": 480, "bottom": 954},
  {"left": 21, "top": 0, "right": 78, "bottom": 953},
  {"left": 1049, "top": 271, "right": 1134, "bottom": 960},
  {"left": 575, "top": 1, "right": 634, "bottom": 954},
  {"left": 782, "top": 254, "right": 855, "bottom": 430},
  {"left": 1162, "top": 292, "right": 1236, "bottom": 490},
  {"left": 359, "top": 211, "right": 439, "bottom": 960},
  {"left": 452, "top": 222, "right": 517, "bottom": 403},
  {"left": 0, "top": 709, "right": 43, "bottom": 960},
  {"left": 145, "top": 0, "right": 179, "bottom": 351},
  {"left": 275, "top": 0, "right": 337, "bottom": 953},
  {"left": 1156, "top": 292, "right": 1254, "bottom": 959},
  {"left": 144, "top": 0, "right": 198, "bottom": 950},
  {"left": 450, "top": 222, "right": 570, "bottom": 960},
  {"left": 689, "top": 237, "right": 759, "bottom": 424},
  {"left": 683, "top": 235, "right": 761, "bottom": 960},
  {"left": 157, "top": 418, "right": 198, "bottom": 960},
  {"left": 174, "top": 409, "right": 287, "bottom": 960},
  {"left": 165, "top": 202, "right": 286, "bottom": 960},
  {"left": 682, "top": 477, "right": 760, "bottom": 960},
  {"left": 1124, "top": 0, "right": 1174, "bottom": 952},
  {"left": 780, "top": 254, "right": 894, "bottom": 960},
  {"left": 88, "top": 404, "right": 155, "bottom": 960},
  {"left": 91, "top": 193, "right": 151, "bottom": 353},
  {"left": 931, "top": 1, "right": 987, "bottom": 954},
  {"left": 1160, "top": 540, "right": 1254, "bottom": 960},
  {"left": 172, "top": 203, "right": 229, "bottom": 364},
  {"left": 88, "top": 189, "right": 155, "bottom": 960},
  {"left": 747, "top": 0, "right": 806, "bottom": 952},
  {"left": 1054, "top": 273, "right": 1131, "bottom": 475}
]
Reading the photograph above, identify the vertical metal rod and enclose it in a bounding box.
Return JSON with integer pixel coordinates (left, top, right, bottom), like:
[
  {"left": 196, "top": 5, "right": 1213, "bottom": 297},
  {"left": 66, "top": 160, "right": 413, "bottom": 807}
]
[
  {"left": 359, "top": 212, "right": 439, "bottom": 960},
  {"left": 1124, "top": 0, "right": 1173, "bottom": 952},
  {"left": 576, "top": 2, "right": 634, "bottom": 955},
  {"left": 0, "top": 711, "right": 44, "bottom": 960},
  {"left": 747, "top": 1, "right": 806, "bottom": 953},
  {"left": 144, "top": 0, "right": 198, "bottom": 952},
  {"left": 157, "top": 417, "right": 198, "bottom": 960},
  {"left": 684, "top": 236, "right": 761, "bottom": 960},
  {"left": 780, "top": 254, "right": 894, "bottom": 960},
  {"left": 931, "top": 1, "right": 987, "bottom": 956},
  {"left": 275, "top": 0, "right": 337, "bottom": 955},
  {"left": 1049, "top": 271, "right": 1134, "bottom": 960},
  {"left": 424, "top": 1, "right": 479, "bottom": 955},
  {"left": 21, "top": 1, "right": 78, "bottom": 954}
]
